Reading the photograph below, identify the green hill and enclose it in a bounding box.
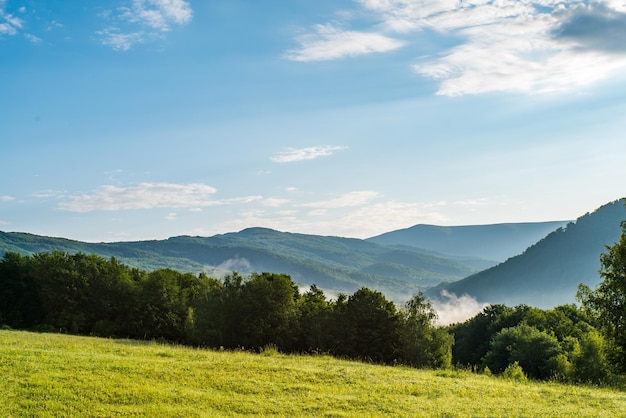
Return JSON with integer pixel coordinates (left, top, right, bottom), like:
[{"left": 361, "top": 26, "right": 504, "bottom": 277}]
[
  {"left": 0, "top": 227, "right": 481, "bottom": 301},
  {"left": 1, "top": 330, "right": 624, "bottom": 417},
  {"left": 428, "top": 199, "right": 626, "bottom": 307}
]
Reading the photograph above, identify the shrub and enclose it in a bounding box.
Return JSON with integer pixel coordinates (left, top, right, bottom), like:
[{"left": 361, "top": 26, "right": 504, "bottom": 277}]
[{"left": 503, "top": 361, "right": 527, "bottom": 382}]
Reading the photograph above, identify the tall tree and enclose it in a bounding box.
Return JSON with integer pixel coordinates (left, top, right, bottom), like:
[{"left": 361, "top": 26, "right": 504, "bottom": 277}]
[
  {"left": 334, "top": 288, "right": 401, "bottom": 363},
  {"left": 293, "top": 284, "right": 332, "bottom": 352},
  {"left": 0, "top": 252, "right": 43, "bottom": 328},
  {"left": 399, "top": 292, "right": 452, "bottom": 369},
  {"left": 239, "top": 272, "right": 299, "bottom": 350},
  {"left": 578, "top": 212, "right": 626, "bottom": 372}
]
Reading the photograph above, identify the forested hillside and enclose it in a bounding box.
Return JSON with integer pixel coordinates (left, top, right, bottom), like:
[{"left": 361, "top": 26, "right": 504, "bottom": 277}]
[
  {"left": 428, "top": 199, "right": 626, "bottom": 307},
  {"left": 0, "top": 228, "right": 486, "bottom": 301}
]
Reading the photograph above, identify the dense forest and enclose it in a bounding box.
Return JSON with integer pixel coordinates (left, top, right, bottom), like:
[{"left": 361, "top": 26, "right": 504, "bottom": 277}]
[{"left": 1, "top": 214, "right": 625, "bottom": 385}]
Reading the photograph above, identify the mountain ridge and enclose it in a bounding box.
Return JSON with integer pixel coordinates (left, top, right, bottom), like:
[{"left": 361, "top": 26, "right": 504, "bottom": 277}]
[
  {"left": 427, "top": 199, "right": 626, "bottom": 308},
  {"left": 368, "top": 221, "right": 570, "bottom": 262}
]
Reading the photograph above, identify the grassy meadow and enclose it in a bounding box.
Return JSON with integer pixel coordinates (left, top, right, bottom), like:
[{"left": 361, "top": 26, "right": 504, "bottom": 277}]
[{"left": 1, "top": 329, "right": 625, "bottom": 417}]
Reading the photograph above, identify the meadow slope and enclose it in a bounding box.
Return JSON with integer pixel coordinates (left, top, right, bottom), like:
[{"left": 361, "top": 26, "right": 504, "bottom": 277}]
[{"left": 1, "top": 330, "right": 625, "bottom": 417}]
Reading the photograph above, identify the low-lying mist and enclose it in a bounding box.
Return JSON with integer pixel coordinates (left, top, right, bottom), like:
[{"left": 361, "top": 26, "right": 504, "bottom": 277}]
[{"left": 432, "top": 290, "right": 488, "bottom": 326}]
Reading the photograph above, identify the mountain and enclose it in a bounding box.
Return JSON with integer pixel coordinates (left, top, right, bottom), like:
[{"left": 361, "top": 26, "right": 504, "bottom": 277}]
[
  {"left": 367, "top": 221, "right": 570, "bottom": 262},
  {"left": 0, "top": 227, "right": 484, "bottom": 301},
  {"left": 427, "top": 199, "right": 626, "bottom": 308}
]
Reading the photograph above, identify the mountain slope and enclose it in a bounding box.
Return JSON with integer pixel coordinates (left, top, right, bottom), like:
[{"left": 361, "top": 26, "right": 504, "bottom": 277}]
[
  {"left": 0, "top": 228, "right": 481, "bottom": 301},
  {"left": 368, "top": 221, "right": 569, "bottom": 262},
  {"left": 427, "top": 199, "right": 626, "bottom": 308}
]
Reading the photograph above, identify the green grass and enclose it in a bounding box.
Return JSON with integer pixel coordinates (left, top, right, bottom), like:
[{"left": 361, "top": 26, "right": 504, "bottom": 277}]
[{"left": 1, "top": 330, "right": 625, "bottom": 417}]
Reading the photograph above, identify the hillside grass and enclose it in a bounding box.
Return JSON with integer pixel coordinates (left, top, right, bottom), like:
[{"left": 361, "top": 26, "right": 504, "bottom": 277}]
[{"left": 1, "top": 330, "right": 625, "bottom": 417}]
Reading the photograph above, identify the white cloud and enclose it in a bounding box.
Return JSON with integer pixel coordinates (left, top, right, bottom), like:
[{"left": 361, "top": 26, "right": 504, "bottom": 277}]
[
  {"left": 0, "top": 195, "right": 15, "bottom": 202},
  {"left": 207, "top": 195, "right": 451, "bottom": 239},
  {"left": 0, "top": 2, "right": 24, "bottom": 36},
  {"left": 98, "top": 0, "right": 192, "bottom": 50},
  {"left": 119, "top": 0, "right": 192, "bottom": 32},
  {"left": 96, "top": 27, "right": 143, "bottom": 51},
  {"left": 262, "top": 198, "right": 290, "bottom": 207},
  {"left": 0, "top": 220, "right": 9, "bottom": 226},
  {"left": 271, "top": 145, "right": 347, "bottom": 163},
  {"left": 301, "top": 191, "right": 381, "bottom": 209},
  {"left": 58, "top": 182, "right": 220, "bottom": 212},
  {"left": 299, "top": 0, "right": 626, "bottom": 95},
  {"left": 24, "top": 33, "right": 42, "bottom": 44},
  {"left": 333, "top": 200, "right": 450, "bottom": 237},
  {"left": 165, "top": 212, "right": 177, "bottom": 221},
  {"left": 285, "top": 24, "right": 404, "bottom": 61}
]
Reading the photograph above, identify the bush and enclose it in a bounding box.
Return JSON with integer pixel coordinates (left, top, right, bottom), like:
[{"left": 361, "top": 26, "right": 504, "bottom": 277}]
[{"left": 502, "top": 361, "right": 527, "bottom": 382}]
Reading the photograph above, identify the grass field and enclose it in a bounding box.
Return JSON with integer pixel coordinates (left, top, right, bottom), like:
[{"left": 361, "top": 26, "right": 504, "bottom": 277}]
[{"left": 1, "top": 329, "right": 625, "bottom": 417}]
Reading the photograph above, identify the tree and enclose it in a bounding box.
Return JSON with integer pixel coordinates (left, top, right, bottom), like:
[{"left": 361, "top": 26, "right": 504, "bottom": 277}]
[
  {"left": 0, "top": 252, "right": 43, "bottom": 328},
  {"left": 238, "top": 272, "right": 299, "bottom": 350},
  {"left": 33, "top": 252, "right": 91, "bottom": 333},
  {"left": 138, "top": 268, "right": 191, "bottom": 342},
  {"left": 578, "top": 213, "right": 626, "bottom": 372},
  {"left": 187, "top": 273, "right": 226, "bottom": 347},
  {"left": 293, "top": 285, "right": 332, "bottom": 353},
  {"left": 450, "top": 304, "right": 515, "bottom": 367},
  {"left": 399, "top": 292, "right": 452, "bottom": 369},
  {"left": 333, "top": 288, "right": 401, "bottom": 363},
  {"left": 483, "top": 324, "right": 567, "bottom": 380}
]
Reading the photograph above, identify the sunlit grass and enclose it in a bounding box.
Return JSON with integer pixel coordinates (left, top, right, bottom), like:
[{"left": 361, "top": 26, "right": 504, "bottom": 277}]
[{"left": 1, "top": 329, "right": 625, "bottom": 417}]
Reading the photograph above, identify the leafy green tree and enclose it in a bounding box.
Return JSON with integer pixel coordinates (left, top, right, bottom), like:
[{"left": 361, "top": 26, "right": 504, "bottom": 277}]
[
  {"left": 483, "top": 324, "right": 567, "bottom": 380},
  {"left": 138, "top": 268, "right": 191, "bottom": 342},
  {"left": 578, "top": 215, "right": 626, "bottom": 372},
  {"left": 239, "top": 272, "right": 299, "bottom": 350},
  {"left": 293, "top": 284, "right": 332, "bottom": 352},
  {"left": 33, "top": 252, "right": 91, "bottom": 333},
  {"left": 399, "top": 292, "right": 452, "bottom": 368},
  {"left": 187, "top": 273, "right": 226, "bottom": 346},
  {"left": 449, "top": 304, "right": 514, "bottom": 367},
  {"left": 571, "top": 328, "right": 610, "bottom": 384},
  {"left": 334, "top": 287, "right": 401, "bottom": 363},
  {"left": 0, "top": 252, "right": 43, "bottom": 328}
]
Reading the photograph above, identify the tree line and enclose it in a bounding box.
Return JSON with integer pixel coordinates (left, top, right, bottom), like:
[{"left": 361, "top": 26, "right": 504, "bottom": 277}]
[
  {"left": 1, "top": 215, "right": 625, "bottom": 384},
  {"left": 0, "top": 251, "right": 451, "bottom": 368}
]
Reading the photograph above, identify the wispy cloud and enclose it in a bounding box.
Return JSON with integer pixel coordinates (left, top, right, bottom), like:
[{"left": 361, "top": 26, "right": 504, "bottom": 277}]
[
  {"left": 96, "top": 27, "right": 143, "bottom": 51},
  {"left": 209, "top": 197, "right": 451, "bottom": 239},
  {"left": 285, "top": 23, "right": 404, "bottom": 61},
  {"left": 262, "top": 198, "right": 290, "bottom": 207},
  {"left": 295, "top": 0, "right": 626, "bottom": 95},
  {"left": 24, "top": 33, "right": 42, "bottom": 44},
  {"left": 119, "top": 0, "right": 192, "bottom": 32},
  {"left": 57, "top": 182, "right": 260, "bottom": 212},
  {"left": 0, "top": 195, "right": 15, "bottom": 202},
  {"left": 271, "top": 145, "right": 347, "bottom": 163},
  {"left": 0, "top": 1, "right": 24, "bottom": 36},
  {"left": 98, "top": 0, "right": 192, "bottom": 50}
]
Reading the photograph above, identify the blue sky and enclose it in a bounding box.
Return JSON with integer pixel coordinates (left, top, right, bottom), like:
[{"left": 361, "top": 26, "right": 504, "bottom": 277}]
[{"left": 2, "top": 0, "right": 626, "bottom": 242}]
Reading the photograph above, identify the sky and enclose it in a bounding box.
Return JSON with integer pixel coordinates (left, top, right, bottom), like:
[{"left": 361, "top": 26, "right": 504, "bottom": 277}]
[{"left": 2, "top": 0, "right": 626, "bottom": 243}]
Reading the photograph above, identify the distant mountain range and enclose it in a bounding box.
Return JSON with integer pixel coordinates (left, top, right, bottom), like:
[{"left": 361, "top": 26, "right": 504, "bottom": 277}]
[
  {"left": 368, "top": 221, "right": 569, "bottom": 262},
  {"left": 2, "top": 199, "right": 623, "bottom": 307},
  {"left": 427, "top": 199, "right": 626, "bottom": 308}
]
